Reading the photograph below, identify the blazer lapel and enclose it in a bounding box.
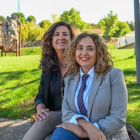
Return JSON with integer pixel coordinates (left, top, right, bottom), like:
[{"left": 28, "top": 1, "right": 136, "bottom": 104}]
[
  {"left": 68, "top": 72, "right": 80, "bottom": 112},
  {"left": 88, "top": 74, "right": 103, "bottom": 118}
]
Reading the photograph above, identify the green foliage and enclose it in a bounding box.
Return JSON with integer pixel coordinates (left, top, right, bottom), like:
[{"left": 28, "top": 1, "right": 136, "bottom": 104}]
[
  {"left": 26, "top": 22, "right": 44, "bottom": 42},
  {"left": 113, "top": 22, "right": 131, "bottom": 38},
  {"left": 11, "top": 12, "right": 26, "bottom": 23},
  {"left": 0, "top": 15, "right": 5, "bottom": 21},
  {"left": 21, "top": 22, "right": 44, "bottom": 43},
  {"left": 127, "top": 21, "right": 135, "bottom": 31},
  {"left": 89, "top": 23, "right": 100, "bottom": 29},
  {"left": 60, "top": 8, "right": 90, "bottom": 31},
  {"left": 26, "top": 15, "right": 36, "bottom": 23},
  {"left": 99, "top": 11, "right": 118, "bottom": 40},
  {"left": 39, "top": 20, "right": 52, "bottom": 31},
  {"left": 51, "top": 14, "right": 60, "bottom": 23},
  {"left": 21, "top": 23, "right": 29, "bottom": 41}
]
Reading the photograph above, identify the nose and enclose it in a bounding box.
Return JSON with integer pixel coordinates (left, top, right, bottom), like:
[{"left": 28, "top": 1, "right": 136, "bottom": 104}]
[
  {"left": 58, "top": 34, "right": 64, "bottom": 40},
  {"left": 82, "top": 49, "right": 87, "bottom": 55}
]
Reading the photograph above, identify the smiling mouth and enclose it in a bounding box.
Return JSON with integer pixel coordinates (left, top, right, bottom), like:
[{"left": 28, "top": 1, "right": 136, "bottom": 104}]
[
  {"left": 81, "top": 57, "right": 89, "bottom": 61},
  {"left": 57, "top": 42, "right": 65, "bottom": 44}
]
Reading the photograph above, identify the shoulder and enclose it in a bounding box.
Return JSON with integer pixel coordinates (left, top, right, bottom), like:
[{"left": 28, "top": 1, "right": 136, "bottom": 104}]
[
  {"left": 109, "top": 67, "right": 123, "bottom": 75},
  {"left": 103, "top": 67, "right": 124, "bottom": 81},
  {"left": 64, "top": 75, "right": 74, "bottom": 83},
  {"left": 105, "top": 67, "right": 125, "bottom": 84},
  {"left": 64, "top": 71, "right": 80, "bottom": 82}
]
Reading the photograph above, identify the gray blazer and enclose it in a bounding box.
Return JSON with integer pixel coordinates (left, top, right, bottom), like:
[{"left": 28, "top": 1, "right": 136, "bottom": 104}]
[{"left": 62, "top": 68, "right": 130, "bottom": 140}]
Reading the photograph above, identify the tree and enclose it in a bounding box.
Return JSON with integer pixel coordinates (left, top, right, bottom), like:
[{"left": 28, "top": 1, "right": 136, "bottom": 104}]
[
  {"left": 39, "top": 20, "right": 52, "bottom": 30},
  {"left": 21, "top": 23, "right": 29, "bottom": 42},
  {"left": 113, "top": 22, "right": 131, "bottom": 38},
  {"left": 127, "top": 21, "right": 135, "bottom": 31},
  {"left": 51, "top": 14, "right": 60, "bottom": 23},
  {"left": 21, "top": 22, "right": 44, "bottom": 49},
  {"left": 60, "top": 8, "right": 89, "bottom": 31},
  {"left": 0, "top": 15, "right": 5, "bottom": 21},
  {"left": 11, "top": 12, "right": 25, "bottom": 23},
  {"left": 26, "top": 22, "right": 44, "bottom": 51},
  {"left": 99, "top": 11, "right": 118, "bottom": 40},
  {"left": 26, "top": 15, "right": 36, "bottom": 23}
]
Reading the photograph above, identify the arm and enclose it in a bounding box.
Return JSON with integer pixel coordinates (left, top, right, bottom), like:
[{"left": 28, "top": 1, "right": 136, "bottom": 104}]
[
  {"left": 62, "top": 77, "right": 79, "bottom": 123},
  {"left": 77, "top": 118, "right": 106, "bottom": 140},
  {"left": 35, "top": 71, "right": 45, "bottom": 107},
  {"left": 34, "top": 71, "right": 50, "bottom": 121},
  {"left": 96, "top": 69, "right": 128, "bottom": 136}
]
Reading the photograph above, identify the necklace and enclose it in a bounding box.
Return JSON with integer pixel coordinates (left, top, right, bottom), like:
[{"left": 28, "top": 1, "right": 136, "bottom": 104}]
[{"left": 59, "top": 61, "right": 69, "bottom": 68}]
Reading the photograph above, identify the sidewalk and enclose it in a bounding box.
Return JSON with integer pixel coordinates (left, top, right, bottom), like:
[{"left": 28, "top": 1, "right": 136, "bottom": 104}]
[
  {"left": 0, "top": 118, "right": 33, "bottom": 140},
  {"left": 0, "top": 117, "right": 140, "bottom": 140}
]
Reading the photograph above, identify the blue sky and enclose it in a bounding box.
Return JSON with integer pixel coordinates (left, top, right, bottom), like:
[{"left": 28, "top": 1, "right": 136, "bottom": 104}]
[{"left": 0, "top": 0, "right": 134, "bottom": 24}]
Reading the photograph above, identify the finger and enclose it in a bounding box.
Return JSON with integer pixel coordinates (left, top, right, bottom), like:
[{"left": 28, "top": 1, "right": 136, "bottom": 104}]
[
  {"left": 63, "top": 124, "right": 73, "bottom": 131},
  {"left": 39, "top": 109, "right": 49, "bottom": 116},
  {"left": 38, "top": 112, "right": 46, "bottom": 119},
  {"left": 97, "top": 135, "right": 105, "bottom": 140},
  {"left": 46, "top": 108, "right": 50, "bottom": 112},
  {"left": 42, "top": 110, "right": 49, "bottom": 116},
  {"left": 56, "top": 123, "right": 64, "bottom": 127},
  {"left": 34, "top": 117, "right": 39, "bottom": 122},
  {"left": 36, "top": 114, "right": 43, "bottom": 121},
  {"left": 34, "top": 114, "right": 42, "bottom": 121},
  {"left": 102, "top": 135, "right": 107, "bottom": 140},
  {"left": 63, "top": 126, "right": 70, "bottom": 130}
]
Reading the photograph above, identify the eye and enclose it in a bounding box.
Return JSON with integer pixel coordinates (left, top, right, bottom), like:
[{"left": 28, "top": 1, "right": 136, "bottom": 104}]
[
  {"left": 54, "top": 34, "right": 59, "bottom": 36},
  {"left": 88, "top": 48, "right": 94, "bottom": 51},
  {"left": 63, "top": 33, "right": 68, "bottom": 36},
  {"left": 77, "top": 46, "right": 83, "bottom": 50}
]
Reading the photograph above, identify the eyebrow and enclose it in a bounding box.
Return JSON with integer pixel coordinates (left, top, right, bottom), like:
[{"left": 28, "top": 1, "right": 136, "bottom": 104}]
[
  {"left": 77, "top": 44, "right": 94, "bottom": 47},
  {"left": 55, "top": 31, "right": 69, "bottom": 34}
]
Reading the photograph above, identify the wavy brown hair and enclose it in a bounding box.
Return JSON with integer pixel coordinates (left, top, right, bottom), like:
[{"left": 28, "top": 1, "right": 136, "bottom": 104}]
[
  {"left": 65, "top": 32, "right": 113, "bottom": 77},
  {"left": 39, "top": 21, "right": 76, "bottom": 71}
]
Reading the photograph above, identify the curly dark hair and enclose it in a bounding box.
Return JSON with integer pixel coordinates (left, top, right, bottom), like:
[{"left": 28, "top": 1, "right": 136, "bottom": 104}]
[
  {"left": 65, "top": 32, "right": 114, "bottom": 77},
  {"left": 39, "top": 21, "right": 76, "bottom": 71}
]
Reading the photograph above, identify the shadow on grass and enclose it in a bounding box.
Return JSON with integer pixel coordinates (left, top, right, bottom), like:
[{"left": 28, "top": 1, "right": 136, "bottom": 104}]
[
  {"left": 24, "top": 51, "right": 34, "bottom": 55},
  {"left": 114, "top": 55, "right": 135, "bottom": 62},
  {"left": 0, "top": 78, "right": 40, "bottom": 97},
  {"left": 0, "top": 69, "right": 40, "bottom": 86},
  {"left": 123, "top": 69, "right": 136, "bottom": 76}
]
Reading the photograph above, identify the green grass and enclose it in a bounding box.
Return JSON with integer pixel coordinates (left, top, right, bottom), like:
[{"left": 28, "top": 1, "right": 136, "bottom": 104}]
[
  {"left": 107, "top": 43, "right": 115, "bottom": 50},
  {"left": 111, "top": 49, "right": 140, "bottom": 132},
  {"left": 0, "top": 47, "right": 140, "bottom": 132},
  {"left": 1, "top": 46, "right": 42, "bottom": 56}
]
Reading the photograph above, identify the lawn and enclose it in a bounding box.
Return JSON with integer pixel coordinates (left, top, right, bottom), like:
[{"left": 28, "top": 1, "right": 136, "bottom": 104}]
[{"left": 0, "top": 47, "right": 140, "bottom": 132}]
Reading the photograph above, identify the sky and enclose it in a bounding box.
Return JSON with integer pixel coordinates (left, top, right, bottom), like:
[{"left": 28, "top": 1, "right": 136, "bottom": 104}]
[{"left": 0, "top": 0, "right": 134, "bottom": 24}]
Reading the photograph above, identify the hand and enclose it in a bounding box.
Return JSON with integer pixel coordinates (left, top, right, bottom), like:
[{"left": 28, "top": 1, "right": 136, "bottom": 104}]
[
  {"left": 86, "top": 123, "right": 106, "bottom": 140},
  {"left": 34, "top": 108, "right": 49, "bottom": 122},
  {"left": 56, "top": 123, "right": 88, "bottom": 138},
  {"left": 77, "top": 119, "right": 106, "bottom": 140}
]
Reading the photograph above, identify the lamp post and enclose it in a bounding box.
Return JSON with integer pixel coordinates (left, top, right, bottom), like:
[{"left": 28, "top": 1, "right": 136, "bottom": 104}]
[{"left": 134, "top": 0, "right": 140, "bottom": 83}]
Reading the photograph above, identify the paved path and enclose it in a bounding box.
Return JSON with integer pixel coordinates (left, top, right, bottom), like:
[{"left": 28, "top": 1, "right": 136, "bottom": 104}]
[
  {"left": 0, "top": 118, "right": 33, "bottom": 140},
  {"left": 0, "top": 118, "right": 140, "bottom": 140}
]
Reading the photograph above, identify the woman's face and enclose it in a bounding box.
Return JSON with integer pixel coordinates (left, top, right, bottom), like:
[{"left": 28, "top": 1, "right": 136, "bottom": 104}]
[
  {"left": 75, "top": 36, "right": 97, "bottom": 73},
  {"left": 52, "top": 26, "right": 71, "bottom": 51}
]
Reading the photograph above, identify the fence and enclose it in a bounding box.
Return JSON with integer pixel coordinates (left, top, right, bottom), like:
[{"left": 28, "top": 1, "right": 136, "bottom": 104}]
[{"left": 115, "top": 35, "right": 135, "bottom": 49}]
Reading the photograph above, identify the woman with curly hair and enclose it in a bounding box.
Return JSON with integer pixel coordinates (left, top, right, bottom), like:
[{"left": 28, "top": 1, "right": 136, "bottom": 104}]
[
  {"left": 51, "top": 33, "right": 129, "bottom": 140},
  {"left": 23, "top": 21, "right": 75, "bottom": 140}
]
